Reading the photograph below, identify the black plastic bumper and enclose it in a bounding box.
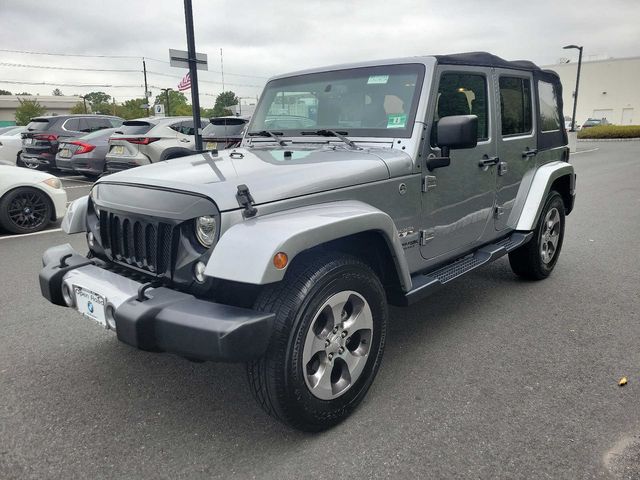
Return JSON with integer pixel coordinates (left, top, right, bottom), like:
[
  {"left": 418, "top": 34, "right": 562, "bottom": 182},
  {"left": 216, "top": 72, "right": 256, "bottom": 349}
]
[{"left": 39, "top": 244, "right": 275, "bottom": 362}]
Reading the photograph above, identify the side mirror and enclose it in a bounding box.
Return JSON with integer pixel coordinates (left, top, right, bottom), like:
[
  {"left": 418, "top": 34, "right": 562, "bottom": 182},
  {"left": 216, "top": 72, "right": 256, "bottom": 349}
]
[{"left": 427, "top": 115, "right": 478, "bottom": 170}]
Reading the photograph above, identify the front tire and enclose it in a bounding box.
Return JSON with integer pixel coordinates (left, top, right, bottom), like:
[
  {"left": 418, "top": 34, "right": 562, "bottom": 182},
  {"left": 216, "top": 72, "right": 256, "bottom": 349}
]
[
  {"left": 247, "top": 252, "right": 388, "bottom": 431},
  {"left": 0, "top": 187, "right": 52, "bottom": 234},
  {"left": 509, "top": 190, "right": 565, "bottom": 280}
]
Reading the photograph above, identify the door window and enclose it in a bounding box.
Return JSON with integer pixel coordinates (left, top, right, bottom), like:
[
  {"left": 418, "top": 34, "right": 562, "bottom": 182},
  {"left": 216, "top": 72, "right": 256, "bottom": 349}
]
[
  {"left": 538, "top": 81, "right": 561, "bottom": 132},
  {"left": 432, "top": 72, "right": 488, "bottom": 145},
  {"left": 499, "top": 77, "right": 532, "bottom": 136}
]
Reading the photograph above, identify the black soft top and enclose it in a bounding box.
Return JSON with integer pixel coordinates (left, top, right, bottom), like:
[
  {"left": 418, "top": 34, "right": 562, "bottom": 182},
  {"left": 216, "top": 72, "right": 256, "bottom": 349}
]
[{"left": 435, "top": 52, "right": 540, "bottom": 72}]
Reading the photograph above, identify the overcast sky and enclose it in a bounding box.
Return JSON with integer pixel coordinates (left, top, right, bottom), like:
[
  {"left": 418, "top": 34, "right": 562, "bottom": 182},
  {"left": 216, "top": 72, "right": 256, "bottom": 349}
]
[{"left": 1, "top": 0, "right": 639, "bottom": 107}]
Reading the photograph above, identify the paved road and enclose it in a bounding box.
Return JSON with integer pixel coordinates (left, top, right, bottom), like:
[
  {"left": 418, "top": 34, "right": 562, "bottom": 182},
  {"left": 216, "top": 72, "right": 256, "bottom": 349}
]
[{"left": 1, "top": 142, "right": 639, "bottom": 479}]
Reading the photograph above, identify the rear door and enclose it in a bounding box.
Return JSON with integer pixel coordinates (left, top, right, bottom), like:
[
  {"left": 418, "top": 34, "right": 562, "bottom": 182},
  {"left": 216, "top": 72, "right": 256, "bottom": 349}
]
[{"left": 494, "top": 69, "right": 537, "bottom": 230}]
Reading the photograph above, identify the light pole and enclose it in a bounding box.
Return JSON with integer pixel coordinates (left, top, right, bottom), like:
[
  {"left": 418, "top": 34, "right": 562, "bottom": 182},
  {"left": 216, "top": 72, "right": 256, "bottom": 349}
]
[
  {"left": 563, "top": 44, "right": 583, "bottom": 132},
  {"left": 80, "top": 95, "right": 88, "bottom": 114},
  {"left": 160, "top": 88, "right": 173, "bottom": 117}
]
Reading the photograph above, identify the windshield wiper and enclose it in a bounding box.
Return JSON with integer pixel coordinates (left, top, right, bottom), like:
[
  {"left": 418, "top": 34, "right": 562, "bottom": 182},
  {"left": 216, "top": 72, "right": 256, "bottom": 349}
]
[
  {"left": 247, "top": 130, "right": 287, "bottom": 146},
  {"left": 300, "top": 129, "right": 359, "bottom": 150}
]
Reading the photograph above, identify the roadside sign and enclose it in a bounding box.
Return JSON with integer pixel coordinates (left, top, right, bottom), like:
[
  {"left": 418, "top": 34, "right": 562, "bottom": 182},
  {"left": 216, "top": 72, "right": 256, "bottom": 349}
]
[
  {"left": 154, "top": 104, "right": 165, "bottom": 117},
  {"left": 169, "top": 48, "right": 208, "bottom": 71}
]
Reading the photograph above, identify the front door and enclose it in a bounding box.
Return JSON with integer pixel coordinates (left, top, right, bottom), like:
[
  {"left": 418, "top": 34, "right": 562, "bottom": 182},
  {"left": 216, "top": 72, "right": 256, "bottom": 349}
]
[
  {"left": 420, "top": 67, "right": 497, "bottom": 261},
  {"left": 494, "top": 69, "right": 537, "bottom": 230}
]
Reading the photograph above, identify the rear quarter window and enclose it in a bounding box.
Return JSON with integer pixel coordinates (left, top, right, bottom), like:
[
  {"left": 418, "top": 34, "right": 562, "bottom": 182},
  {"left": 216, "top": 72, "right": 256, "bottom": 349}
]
[{"left": 538, "top": 81, "right": 561, "bottom": 132}]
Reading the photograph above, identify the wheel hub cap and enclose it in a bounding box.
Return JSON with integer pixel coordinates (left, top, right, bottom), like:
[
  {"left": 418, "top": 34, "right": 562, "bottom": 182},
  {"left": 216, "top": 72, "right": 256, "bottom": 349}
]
[
  {"left": 302, "top": 290, "right": 373, "bottom": 400},
  {"left": 540, "top": 207, "right": 561, "bottom": 264}
]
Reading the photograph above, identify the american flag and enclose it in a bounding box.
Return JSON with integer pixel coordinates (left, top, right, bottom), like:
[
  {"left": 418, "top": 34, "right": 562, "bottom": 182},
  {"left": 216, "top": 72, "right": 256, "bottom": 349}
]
[{"left": 177, "top": 72, "right": 191, "bottom": 91}]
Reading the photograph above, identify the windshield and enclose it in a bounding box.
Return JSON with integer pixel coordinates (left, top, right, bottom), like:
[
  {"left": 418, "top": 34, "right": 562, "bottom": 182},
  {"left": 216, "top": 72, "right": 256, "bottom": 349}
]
[{"left": 249, "top": 63, "right": 425, "bottom": 139}]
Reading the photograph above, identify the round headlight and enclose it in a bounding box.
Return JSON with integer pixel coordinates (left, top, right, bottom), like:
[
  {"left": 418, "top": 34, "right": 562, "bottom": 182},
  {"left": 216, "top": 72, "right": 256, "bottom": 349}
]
[{"left": 195, "top": 216, "right": 217, "bottom": 248}]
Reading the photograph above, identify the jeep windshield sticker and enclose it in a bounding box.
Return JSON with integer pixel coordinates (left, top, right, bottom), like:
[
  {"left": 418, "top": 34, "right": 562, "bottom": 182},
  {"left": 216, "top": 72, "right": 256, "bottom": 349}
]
[
  {"left": 269, "top": 150, "right": 312, "bottom": 161},
  {"left": 367, "top": 75, "right": 389, "bottom": 85},
  {"left": 387, "top": 113, "right": 407, "bottom": 129}
]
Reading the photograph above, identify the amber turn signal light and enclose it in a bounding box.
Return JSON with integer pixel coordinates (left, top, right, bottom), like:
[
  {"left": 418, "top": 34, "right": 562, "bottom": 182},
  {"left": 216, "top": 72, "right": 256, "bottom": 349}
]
[{"left": 273, "top": 252, "right": 288, "bottom": 270}]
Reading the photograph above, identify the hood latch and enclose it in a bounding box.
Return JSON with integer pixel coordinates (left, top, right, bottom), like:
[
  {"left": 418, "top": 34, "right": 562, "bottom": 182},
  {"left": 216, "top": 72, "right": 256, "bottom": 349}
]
[{"left": 236, "top": 184, "right": 257, "bottom": 219}]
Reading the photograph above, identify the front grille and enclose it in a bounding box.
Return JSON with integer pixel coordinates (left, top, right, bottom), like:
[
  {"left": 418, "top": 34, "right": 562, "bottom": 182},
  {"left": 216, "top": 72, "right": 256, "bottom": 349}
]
[{"left": 99, "top": 210, "right": 175, "bottom": 276}]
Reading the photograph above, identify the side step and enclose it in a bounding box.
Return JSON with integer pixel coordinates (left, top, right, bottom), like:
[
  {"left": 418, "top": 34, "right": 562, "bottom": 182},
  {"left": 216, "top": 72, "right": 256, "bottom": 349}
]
[{"left": 402, "top": 232, "right": 532, "bottom": 306}]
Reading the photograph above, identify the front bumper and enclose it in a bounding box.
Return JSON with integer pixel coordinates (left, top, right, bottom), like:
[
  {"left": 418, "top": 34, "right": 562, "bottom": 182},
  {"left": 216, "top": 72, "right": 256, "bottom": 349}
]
[{"left": 39, "top": 244, "right": 275, "bottom": 362}]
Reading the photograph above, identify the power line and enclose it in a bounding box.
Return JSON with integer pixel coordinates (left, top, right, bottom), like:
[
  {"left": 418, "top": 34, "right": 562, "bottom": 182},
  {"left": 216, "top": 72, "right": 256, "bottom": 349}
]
[
  {"left": 1, "top": 80, "right": 145, "bottom": 88},
  {"left": 0, "top": 48, "right": 269, "bottom": 78},
  {"left": 0, "top": 62, "right": 141, "bottom": 73},
  {"left": 0, "top": 48, "right": 140, "bottom": 59}
]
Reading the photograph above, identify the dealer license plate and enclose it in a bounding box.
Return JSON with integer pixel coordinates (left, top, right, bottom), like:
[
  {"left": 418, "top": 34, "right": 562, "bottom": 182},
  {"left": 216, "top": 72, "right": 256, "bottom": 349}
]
[
  {"left": 74, "top": 286, "right": 107, "bottom": 327},
  {"left": 111, "top": 145, "right": 125, "bottom": 155},
  {"left": 206, "top": 142, "right": 217, "bottom": 150}
]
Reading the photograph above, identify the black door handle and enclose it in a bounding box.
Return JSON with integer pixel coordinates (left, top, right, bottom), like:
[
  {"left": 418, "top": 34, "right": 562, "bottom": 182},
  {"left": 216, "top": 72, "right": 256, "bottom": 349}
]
[
  {"left": 478, "top": 155, "right": 499, "bottom": 167},
  {"left": 522, "top": 148, "right": 538, "bottom": 158}
]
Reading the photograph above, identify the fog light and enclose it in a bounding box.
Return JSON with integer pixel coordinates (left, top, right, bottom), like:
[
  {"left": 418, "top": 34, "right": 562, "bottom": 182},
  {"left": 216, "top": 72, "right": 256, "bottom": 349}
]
[
  {"left": 62, "top": 283, "right": 75, "bottom": 307},
  {"left": 105, "top": 305, "right": 116, "bottom": 330},
  {"left": 87, "top": 232, "right": 95, "bottom": 248},
  {"left": 194, "top": 261, "right": 206, "bottom": 283}
]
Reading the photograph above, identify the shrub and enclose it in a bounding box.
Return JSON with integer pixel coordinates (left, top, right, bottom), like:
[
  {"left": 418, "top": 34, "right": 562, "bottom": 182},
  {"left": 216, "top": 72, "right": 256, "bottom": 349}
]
[{"left": 577, "top": 125, "right": 640, "bottom": 139}]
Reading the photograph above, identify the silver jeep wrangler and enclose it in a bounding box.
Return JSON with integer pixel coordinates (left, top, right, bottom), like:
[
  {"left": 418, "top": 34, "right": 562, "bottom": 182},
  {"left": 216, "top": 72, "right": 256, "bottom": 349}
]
[{"left": 40, "top": 52, "right": 576, "bottom": 431}]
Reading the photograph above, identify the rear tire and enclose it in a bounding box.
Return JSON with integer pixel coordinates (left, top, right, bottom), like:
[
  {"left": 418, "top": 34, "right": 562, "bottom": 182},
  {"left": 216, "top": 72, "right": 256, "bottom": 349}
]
[
  {"left": 509, "top": 190, "right": 565, "bottom": 280},
  {"left": 0, "top": 187, "right": 52, "bottom": 234},
  {"left": 247, "top": 252, "right": 388, "bottom": 431}
]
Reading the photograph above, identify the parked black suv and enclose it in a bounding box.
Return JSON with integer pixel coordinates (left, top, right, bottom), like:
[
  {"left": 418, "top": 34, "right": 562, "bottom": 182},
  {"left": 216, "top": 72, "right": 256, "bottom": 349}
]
[{"left": 20, "top": 115, "right": 123, "bottom": 170}]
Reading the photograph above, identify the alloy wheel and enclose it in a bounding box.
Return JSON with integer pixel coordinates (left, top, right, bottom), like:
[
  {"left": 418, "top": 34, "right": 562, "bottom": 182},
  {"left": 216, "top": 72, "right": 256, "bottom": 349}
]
[{"left": 302, "top": 290, "right": 373, "bottom": 400}]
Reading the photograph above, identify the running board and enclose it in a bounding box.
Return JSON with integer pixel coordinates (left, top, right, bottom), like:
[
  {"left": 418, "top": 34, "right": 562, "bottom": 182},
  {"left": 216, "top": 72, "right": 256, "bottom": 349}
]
[{"left": 402, "top": 232, "right": 533, "bottom": 306}]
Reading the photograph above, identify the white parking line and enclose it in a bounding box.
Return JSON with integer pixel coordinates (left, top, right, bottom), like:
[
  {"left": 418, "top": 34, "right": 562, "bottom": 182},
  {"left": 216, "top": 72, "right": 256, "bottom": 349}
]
[
  {"left": 0, "top": 228, "right": 63, "bottom": 241},
  {"left": 61, "top": 178, "right": 94, "bottom": 185},
  {"left": 572, "top": 148, "right": 599, "bottom": 155}
]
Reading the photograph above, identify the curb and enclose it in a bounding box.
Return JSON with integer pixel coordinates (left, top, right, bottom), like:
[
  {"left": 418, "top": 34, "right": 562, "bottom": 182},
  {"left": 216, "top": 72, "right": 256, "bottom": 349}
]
[{"left": 578, "top": 138, "right": 640, "bottom": 142}]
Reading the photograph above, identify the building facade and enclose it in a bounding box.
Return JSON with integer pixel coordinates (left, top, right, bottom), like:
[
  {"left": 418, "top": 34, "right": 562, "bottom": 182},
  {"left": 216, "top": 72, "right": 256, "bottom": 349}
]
[
  {"left": 0, "top": 95, "right": 81, "bottom": 126},
  {"left": 544, "top": 56, "right": 640, "bottom": 126}
]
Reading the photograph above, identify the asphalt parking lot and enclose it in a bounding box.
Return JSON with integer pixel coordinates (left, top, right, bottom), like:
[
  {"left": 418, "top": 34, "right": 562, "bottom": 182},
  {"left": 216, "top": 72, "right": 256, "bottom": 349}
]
[{"left": 1, "top": 142, "right": 639, "bottom": 479}]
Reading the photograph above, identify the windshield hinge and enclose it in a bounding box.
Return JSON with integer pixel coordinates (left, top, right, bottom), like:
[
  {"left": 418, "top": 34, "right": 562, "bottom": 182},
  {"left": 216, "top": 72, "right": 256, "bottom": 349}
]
[
  {"left": 236, "top": 184, "right": 257, "bottom": 219},
  {"left": 422, "top": 175, "right": 437, "bottom": 192}
]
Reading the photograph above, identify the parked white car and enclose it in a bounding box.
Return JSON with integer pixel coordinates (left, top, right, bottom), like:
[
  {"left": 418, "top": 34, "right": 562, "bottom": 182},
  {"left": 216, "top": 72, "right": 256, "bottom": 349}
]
[
  {"left": 0, "top": 126, "right": 27, "bottom": 165},
  {"left": 0, "top": 165, "right": 67, "bottom": 234}
]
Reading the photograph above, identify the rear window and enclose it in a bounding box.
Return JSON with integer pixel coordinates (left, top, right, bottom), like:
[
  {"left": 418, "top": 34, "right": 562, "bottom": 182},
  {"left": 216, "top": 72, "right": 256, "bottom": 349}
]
[
  {"left": 26, "top": 119, "right": 52, "bottom": 131},
  {"left": 115, "top": 121, "right": 154, "bottom": 135},
  {"left": 203, "top": 118, "right": 247, "bottom": 137}
]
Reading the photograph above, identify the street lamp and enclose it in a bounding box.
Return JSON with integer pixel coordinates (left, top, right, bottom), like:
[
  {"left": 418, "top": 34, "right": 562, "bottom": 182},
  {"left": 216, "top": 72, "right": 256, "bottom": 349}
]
[
  {"left": 563, "top": 44, "right": 583, "bottom": 132},
  {"left": 79, "top": 95, "right": 88, "bottom": 114},
  {"left": 160, "top": 88, "right": 173, "bottom": 117}
]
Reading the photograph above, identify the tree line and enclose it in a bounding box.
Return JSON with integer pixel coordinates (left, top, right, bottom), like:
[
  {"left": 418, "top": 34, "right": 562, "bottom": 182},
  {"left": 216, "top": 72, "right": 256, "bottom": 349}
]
[{"left": 0, "top": 89, "right": 240, "bottom": 124}]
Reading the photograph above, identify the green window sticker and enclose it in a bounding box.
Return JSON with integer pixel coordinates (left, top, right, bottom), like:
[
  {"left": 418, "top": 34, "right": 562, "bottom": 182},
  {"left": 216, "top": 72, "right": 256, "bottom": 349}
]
[
  {"left": 387, "top": 113, "right": 407, "bottom": 129},
  {"left": 367, "top": 75, "right": 389, "bottom": 85}
]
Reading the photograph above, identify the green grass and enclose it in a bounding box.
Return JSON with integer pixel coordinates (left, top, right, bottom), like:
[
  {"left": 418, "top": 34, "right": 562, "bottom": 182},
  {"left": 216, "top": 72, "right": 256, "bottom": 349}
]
[{"left": 577, "top": 125, "right": 640, "bottom": 139}]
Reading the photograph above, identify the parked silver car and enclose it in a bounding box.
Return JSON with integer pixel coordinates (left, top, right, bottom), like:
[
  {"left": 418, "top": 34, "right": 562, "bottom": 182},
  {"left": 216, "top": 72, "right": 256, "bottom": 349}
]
[
  {"left": 55, "top": 128, "right": 118, "bottom": 179},
  {"left": 105, "top": 116, "right": 209, "bottom": 173}
]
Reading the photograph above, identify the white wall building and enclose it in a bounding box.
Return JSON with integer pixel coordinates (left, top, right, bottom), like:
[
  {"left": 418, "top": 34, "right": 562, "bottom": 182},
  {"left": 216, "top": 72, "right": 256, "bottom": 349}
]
[
  {"left": 543, "top": 56, "right": 640, "bottom": 126},
  {"left": 0, "top": 95, "right": 81, "bottom": 126}
]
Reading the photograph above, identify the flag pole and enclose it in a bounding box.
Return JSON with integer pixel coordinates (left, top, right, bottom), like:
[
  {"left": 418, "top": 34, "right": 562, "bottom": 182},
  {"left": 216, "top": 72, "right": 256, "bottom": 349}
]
[{"left": 220, "top": 48, "right": 225, "bottom": 93}]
